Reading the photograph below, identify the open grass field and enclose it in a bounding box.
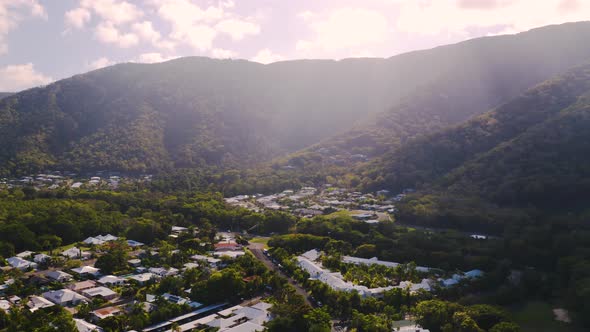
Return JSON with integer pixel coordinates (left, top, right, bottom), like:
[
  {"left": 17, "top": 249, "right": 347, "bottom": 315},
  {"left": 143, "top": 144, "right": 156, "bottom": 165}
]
[{"left": 248, "top": 237, "right": 270, "bottom": 249}]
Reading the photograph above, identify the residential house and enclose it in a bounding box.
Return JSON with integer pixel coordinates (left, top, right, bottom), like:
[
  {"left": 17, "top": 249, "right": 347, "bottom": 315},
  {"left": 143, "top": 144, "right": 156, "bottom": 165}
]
[
  {"left": 190, "top": 254, "right": 221, "bottom": 267},
  {"left": 213, "top": 250, "right": 245, "bottom": 259},
  {"left": 74, "top": 318, "right": 104, "bottom": 332},
  {"left": 34, "top": 253, "right": 51, "bottom": 264},
  {"left": 7, "top": 256, "right": 37, "bottom": 270},
  {"left": 26, "top": 295, "right": 54, "bottom": 312},
  {"left": 161, "top": 293, "right": 201, "bottom": 308},
  {"left": 214, "top": 242, "right": 242, "bottom": 252},
  {"left": 62, "top": 247, "right": 91, "bottom": 260},
  {"left": 97, "top": 275, "right": 125, "bottom": 286},
  {"left": 83, "top": 237, "right": 105, "bottom": 246},
  {"left": 8, "top": 296, "right": 20, "bottom": 304},
  {"left": 127, "top": 259, "right": 142, "bottom": 267},
  {"left": 170, "top": 226, "right": 189, "bottom": 238},
  {"left": 42, "top": 289, "right": 89, "bottom": 306},
  {"left": 127, "top": 240, "right": 145, "bottom": 247},
  {"left": 71, "top": 266, "right": 101, "bottom": 278},
  {"left": 82, "top": 287, "right": 117, "bottom": 301},
  {"left": 90, "top": 306, "right": 122, "bottom": 321},
  {"left": 68, "top": 280, "right": 97, "bottom": 293},
  {"left": 128, "top": 273, "right": 156, "bottom": 285},
  {"left": 16, "top": 251, "right": 35, "bottom": 259},
  {"left": 148, "top": 267, "right": 179, "bottom": 278},
  {"left": 46, "top": 270, "right": 73, "bottom": 282},
  {"left": 0, "top": 300, "right": 10, "bottom": 312}
]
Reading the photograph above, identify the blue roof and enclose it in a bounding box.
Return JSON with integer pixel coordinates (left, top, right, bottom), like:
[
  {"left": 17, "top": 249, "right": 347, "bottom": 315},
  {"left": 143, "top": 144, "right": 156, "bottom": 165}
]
[{"left": 465, "top": 269, "right": 484, "bottom": 278}]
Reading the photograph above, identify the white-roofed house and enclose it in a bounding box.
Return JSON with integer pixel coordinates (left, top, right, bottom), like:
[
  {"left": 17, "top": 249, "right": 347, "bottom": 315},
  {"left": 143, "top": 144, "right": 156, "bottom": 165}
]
[
  {"left": 34, "top": 253, "right": 51, "bottom": 264},
  {"left": 7, "top": 256, "right": 37, "bottom": 270},
  {"left": 42, "top": 289, "right": 89, "bottom": 306},
  {"left": 46, "top": 270, "right": 73, "bottom": 282},
  {"left": 128, "top": 273, "right": 157, "bottom": 285},
  {"left": 71, "top": 266, "right": 101, "bottom": 278},
  {"left": 26, "top": 295, "right": 54, "bottom": 312},
  {"left": 16, "top": 251, "right": 35, "bottom": 259},
  {"left": 97, "top": 275, "right": 126, "bottom": 286},
  {"left": 62, "top": 247, "right": 91, "bottom": 260},
  {"left": 0, "top": 300, "right": 10, "bottom": 312},
  {"left": 95, "top": 234, "right": 118, "bottom": 242},
  {"left": 83, "top": 237, "right": 105, "bottom": 246},
  {"left": 74, "top": 318, "right": 104, "bottom": 332},
  {"left": 82, "top": 287, "right": 117, "bottom": 301}
]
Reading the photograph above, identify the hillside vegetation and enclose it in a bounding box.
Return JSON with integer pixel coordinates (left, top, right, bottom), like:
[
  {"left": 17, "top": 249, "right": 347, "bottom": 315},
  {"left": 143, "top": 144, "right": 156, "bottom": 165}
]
[
  {"left": 3, "top": 23, "right": 590, "bottom": 178},
  {"left": 230, "top": 22, "right": 590, "bottom": 193},
  {"left": 361, "top": 63, "right": 590, "bottom": 232}
]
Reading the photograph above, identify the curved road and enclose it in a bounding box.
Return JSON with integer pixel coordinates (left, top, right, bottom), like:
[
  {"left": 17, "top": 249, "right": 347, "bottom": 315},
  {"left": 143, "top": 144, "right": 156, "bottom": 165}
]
[{"left": 248, "top": 242, "right": 314, "bottom": 308}]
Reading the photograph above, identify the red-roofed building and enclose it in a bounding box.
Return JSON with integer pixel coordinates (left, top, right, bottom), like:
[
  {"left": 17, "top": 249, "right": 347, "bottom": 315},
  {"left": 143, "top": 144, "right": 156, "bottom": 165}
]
[{"left": 214, "top": 242, "right": 242, "bottom": 251}]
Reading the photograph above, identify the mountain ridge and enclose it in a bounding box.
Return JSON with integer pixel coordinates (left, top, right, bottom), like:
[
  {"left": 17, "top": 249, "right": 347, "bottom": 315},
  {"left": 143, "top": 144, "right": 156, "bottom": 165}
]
[{"left": 3, "top": 22, "right": 590, "bottom": 180}]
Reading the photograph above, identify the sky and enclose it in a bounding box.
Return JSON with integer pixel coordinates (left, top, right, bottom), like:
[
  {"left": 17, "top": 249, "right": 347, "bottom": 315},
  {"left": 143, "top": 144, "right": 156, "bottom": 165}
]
[{"left": 0, "top": 0, "right": 589, "bottom": 92}]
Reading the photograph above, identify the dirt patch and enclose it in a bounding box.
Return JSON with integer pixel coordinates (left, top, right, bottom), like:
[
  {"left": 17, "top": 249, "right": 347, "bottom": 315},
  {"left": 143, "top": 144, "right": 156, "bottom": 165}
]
[{"left": 553, "top": 308, "right": 572, "bottom": 323}]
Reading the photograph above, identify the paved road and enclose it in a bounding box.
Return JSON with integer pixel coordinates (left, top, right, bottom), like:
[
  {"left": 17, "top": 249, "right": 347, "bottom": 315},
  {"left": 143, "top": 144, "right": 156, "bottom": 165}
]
[{"left": 248, "top": 243, "right": 314, "bottom": 308}]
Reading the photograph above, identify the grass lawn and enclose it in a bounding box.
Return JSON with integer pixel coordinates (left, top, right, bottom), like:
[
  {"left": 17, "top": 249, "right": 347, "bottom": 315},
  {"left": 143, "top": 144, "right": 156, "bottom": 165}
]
[
  {"left": 510, "top": 301, "right": 584, "bottom": 332},
  {"left": 326, "top": 210, "right": 353, "bottom": 218},
  {"left": 249, "top": 237, "right": 270, "bottom": 248},
  {"left": 44, "top": 242, "right": 91, "bottom": 254}
]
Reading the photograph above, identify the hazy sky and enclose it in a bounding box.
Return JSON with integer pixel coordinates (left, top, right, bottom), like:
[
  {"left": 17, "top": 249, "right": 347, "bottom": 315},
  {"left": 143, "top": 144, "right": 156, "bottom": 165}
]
[{"left": 0, "top": 0, "right": 589, "bottom": 91}]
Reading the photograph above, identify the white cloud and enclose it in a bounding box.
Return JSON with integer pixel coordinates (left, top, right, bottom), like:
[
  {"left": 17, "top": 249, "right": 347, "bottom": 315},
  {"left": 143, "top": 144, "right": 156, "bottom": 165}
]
[
  {"left": 251, "top": 48, "right": 284, "bottom": 64},
  {"left": 220, "top": 0, "right": 235, "bottom": 9},
  {"left": 296, "top": 8, "right": 390, "bottom": 53},
  {"left": 173, "top": 24, "right": 217, "bottom": 51},
  {"left": 65, "top": 0, "right": 147, "bottom": 48},
  {"left": 394, "top": 0, "right": 590, "bottom": 36},
  {"left": 0, "top": 63, "right": 52, "bottom": 92},
  {"left": 94, "top": 21, "right": 139, "bottom": 48},
  {"left": 131, "top": 20, "right": 174, "bottom": 49},
  {"left": 211, "top": 48, "right": 237, "bottom": 58},
  {"left": 215, "top": 18, "right": 260, "bottom": 40},
  {"left": 79, "top": 0, "right": 143, "bottom": 26},
  {"left": 65, "top": 7, "right": 91, "bottom": 29},
  {"left": 297, "top": 10, "right": 315, "bottom": 21},
  {"left": 155, "top": 0, "right": 223, "bottom": 51},
  {"left": 88, "top": 57, "right": 115, "bottom": 70},
  {"left": 0, "top": 0, "right": 47, "bottom": 54},
  {"left": 153, "top": 0, "right": 261, "bottom": 51},
  {"left": 136, "top": 52, "right": 179, "bottom": 63}
]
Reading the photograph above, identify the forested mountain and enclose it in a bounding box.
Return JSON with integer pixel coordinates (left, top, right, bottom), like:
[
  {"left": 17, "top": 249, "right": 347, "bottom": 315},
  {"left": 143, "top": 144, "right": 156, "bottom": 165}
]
[
  {"left": 357, "top": 63, "right": 590, "bottom": 232},
  {"left": 3, "top": 22, "right": 590, "bottom": 178},
  {"left": 231, "top": 22, "right": 590, "bottom": 193},
  {"left": 0, "top": 93, "right": 12, "bottom": 100}
]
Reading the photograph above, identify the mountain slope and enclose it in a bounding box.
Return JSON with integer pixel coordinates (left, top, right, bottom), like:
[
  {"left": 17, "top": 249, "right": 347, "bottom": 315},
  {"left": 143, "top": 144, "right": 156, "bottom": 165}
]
[
  {"left": 362, "top": 63, "right": 590, "bottom": 226},
  {"left": 242, "top": 22, "right": 590, "bottom": 192},
  {"left": 3, "top": 22, "right": 590, "bottom": 177}
]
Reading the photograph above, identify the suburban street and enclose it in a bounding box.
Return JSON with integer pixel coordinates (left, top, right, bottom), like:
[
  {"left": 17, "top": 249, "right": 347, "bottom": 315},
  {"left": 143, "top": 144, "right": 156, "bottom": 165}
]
[{"left": 248, "top": 242, "right": 314, "bottom": 308}]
